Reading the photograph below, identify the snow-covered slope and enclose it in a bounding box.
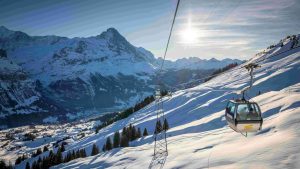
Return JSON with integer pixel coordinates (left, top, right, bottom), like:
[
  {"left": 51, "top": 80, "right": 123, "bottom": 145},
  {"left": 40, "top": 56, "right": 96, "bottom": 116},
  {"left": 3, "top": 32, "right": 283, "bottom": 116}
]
[{"left": 31, "top": 34, "right": 300, "bottom": 169}]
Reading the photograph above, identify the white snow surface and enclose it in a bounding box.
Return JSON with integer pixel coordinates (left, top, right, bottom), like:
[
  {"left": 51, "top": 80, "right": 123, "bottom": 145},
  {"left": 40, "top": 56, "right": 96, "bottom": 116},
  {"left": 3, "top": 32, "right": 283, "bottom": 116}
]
[{"left": 40, "top": 37, "right": 300, "bottom": 168}]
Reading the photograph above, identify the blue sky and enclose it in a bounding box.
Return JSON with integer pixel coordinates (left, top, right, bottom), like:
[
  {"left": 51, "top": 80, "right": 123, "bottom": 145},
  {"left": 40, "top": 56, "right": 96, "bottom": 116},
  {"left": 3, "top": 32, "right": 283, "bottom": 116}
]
[{"left": 0, "top": 0, "right": 299, "bottom": 60}]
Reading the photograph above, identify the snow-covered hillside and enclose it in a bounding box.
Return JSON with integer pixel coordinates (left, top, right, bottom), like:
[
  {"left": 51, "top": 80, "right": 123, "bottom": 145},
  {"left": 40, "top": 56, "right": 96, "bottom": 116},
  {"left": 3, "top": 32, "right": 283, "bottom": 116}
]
[{"left": 7, "top": 35, "right": 298, "bottom": 168}]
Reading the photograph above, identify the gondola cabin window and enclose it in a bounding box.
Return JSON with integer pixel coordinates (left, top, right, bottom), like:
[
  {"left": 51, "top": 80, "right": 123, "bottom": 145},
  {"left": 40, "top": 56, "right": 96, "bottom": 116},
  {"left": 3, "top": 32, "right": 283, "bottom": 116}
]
[
  {"left": 226, "top": 102, "right": 234, "bottom": 115},
  {"left": 236, "top": 104, "right": 260, "bottom": 120}
]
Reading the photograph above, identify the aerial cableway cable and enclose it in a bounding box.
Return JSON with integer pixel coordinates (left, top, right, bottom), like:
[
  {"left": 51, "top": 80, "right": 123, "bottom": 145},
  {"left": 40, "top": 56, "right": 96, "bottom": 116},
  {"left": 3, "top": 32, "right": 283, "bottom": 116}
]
[{"left": 159, "top": 0, "right": 181, "bottom": 72}]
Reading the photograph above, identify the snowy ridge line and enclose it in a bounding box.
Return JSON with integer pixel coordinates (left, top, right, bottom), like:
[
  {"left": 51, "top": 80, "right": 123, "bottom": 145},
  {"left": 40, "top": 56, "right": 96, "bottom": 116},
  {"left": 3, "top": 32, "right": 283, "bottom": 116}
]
[{"left": 252, "top": 45, "right": 300, "bottom": 64}]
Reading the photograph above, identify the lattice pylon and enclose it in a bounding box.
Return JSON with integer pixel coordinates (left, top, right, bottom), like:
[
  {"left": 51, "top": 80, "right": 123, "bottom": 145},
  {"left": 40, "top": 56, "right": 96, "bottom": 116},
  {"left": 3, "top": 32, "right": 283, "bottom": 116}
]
[{"left": 149, "top": 98, "right": 168, "bottom": 169}]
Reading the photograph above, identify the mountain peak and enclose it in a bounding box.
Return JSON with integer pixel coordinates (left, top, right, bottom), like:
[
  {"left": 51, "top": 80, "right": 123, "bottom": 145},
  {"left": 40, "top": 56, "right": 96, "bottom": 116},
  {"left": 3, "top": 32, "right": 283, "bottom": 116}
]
[
  {"left": 106, "top": 27, "right": 120, "bottom": 34},
  {"left": 0, "top": 26, "right": 15, "bottom": 37},
  {"left": 0, "top": 26, "right": 31, "bottom": 40},
  {"left": 208, "top": 57, "right": 218, "bottom": 62},
  {"left": 0, "top": 26, "right": 9, "bottom": 31},
  {"left": 98, "top": 27, "right": 123, "bottom": 40}
]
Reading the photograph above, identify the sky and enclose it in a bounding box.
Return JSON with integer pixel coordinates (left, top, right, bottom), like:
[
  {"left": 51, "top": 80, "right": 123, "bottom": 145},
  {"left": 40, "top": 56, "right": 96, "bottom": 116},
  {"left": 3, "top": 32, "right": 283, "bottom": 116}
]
[{"left": 0, "top": 0, "right": 299, "bottom": 60}]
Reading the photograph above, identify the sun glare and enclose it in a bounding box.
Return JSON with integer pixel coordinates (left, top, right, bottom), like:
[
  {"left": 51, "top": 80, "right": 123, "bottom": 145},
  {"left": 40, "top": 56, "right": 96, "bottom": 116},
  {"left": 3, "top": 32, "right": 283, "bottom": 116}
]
[{"left": 179, "top": 18, "right": 199, "bottom": 45}]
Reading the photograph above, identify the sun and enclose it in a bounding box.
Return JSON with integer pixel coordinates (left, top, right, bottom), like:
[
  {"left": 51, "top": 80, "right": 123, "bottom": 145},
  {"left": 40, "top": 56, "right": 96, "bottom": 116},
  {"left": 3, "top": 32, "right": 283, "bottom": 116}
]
[
  {"left": 181, "top": 27, "right": 198, "bottom": 44},
  {"left": 179, "top": 18, "right": 199, "bottom": 45}
]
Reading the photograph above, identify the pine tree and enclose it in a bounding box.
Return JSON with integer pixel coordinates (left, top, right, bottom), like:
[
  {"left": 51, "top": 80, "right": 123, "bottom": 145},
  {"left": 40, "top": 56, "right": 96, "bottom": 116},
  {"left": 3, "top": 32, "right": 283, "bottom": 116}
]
[
  {"left": 37, "top": 157, "right": 42, "bottom": 163},
  {"left": 49, "top": 150, "right": 54, "bottom": 166},
  {"left": 55, "top": 149, "right": 63, "bottom": 165},
  {"left": 64, "top": 152, "right": 70, "bottom": 163},
  {"left": 113, "top": 131, "right": 120, "bottom": 148},
  {"left": 80, "top": 149, "right": 87, "bottom": 158},
  {"left": 137, "top": 128, "right": 141, "bottom": 138},
  {"left": 75, "top": 150, "right": 80, "bottom": 158},
  {"left": 37, "top": 158, "right": 42, "bottom": 169},
  {"left": 102, "top": 144, "right": 106, "bottom": 152},
  {"left": 25, "top": 162, "right": 30, "bottom": 169},
  {"left": 130, "top": 126, "right": 136, "bottom": 141},
  {"left": 105, "top": 137, "right": 112, "bottom": 151},
  {"left": 0, "top": 160, "right": 5, "bottom": 169},
  {"left": 143, "top": 128, "right": 148, "bottom": 136},
  {"left": 126, "top": 125, "right": 132, "bottom": 141},
  {"left": 60, "top": 144, "right": 65, "bottom": 152},
  {"left": 71, "top": 150, "right": 76, "bottom": 160},
  {"left": 43, "top": 145, "right": 49, "bottom": 152},
  {"left": 91, "top": 144, "right": 99, "bottom": 156},
  {"left": 163, "top": 118, "right": 169, "bottom": 131},
  {"left": 120, "top": 135, "right": 129, "bottom": 147},
  {"left": 36, "top": 148, "right": 42, "bottom": 155},
  {"left": 49, "top": 150, "right": 54, "bottom": 157},
  {"left": 15, "top": 156, "right": 22, "bottom": 165},
  {"left": 42, "top": 157, "right": 48, "bottom": 169},
  {"left": 32, "top": 161, "right": 37, "bottom": 169},
  {"left": 122, "top": 127, "right": 127, "bottom": 139}
]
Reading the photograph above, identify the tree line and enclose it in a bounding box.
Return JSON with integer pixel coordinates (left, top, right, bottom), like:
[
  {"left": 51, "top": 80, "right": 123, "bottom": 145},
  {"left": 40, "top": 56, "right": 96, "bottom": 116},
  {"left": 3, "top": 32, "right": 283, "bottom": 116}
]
[
  {"left": 101, "top": 124, "right": 148, "bottom": 152},
  {"left": 95, "top": 95, "right": 155, "bottom": 133},
  {"left": 21, "top": 143, "right": 84, "bottom": 169},
  {"left": 95, "top": 90, "right": 169, "bottom": 134}
]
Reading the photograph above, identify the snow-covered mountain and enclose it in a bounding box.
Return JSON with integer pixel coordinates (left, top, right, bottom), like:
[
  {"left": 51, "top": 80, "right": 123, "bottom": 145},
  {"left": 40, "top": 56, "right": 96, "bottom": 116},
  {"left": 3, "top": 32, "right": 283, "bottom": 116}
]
[
  {"left": 0, "top": 26, "right": 241, "bottom": 127},
  {"left": 3, "top": 34, "right": 299, "bottom": 168},
  {"left": 0, "top": 26, "right": 159, "bottom": 125},
  {"left": 0, "top": 26, "right": 157, "bottom": 83}
]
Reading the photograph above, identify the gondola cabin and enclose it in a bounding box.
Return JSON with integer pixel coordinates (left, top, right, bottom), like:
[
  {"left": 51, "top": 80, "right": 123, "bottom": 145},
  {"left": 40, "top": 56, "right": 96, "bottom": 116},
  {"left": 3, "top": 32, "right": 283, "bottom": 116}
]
[{"left": 225, "top": 100, "right": 263, "bottom": 132}]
